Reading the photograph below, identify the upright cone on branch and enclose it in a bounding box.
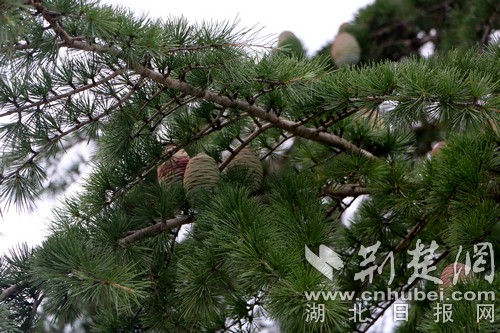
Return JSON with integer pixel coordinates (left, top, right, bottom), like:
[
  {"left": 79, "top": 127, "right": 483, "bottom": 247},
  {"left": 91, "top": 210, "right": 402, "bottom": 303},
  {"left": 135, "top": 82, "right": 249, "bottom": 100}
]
[
  {"left": 183, "top": 152, "right": 220, "bottom": 201},
  {"left": 225, "top": 147, "right": 263, "bottom": 192},
  {"left": 277, "top": 30, "right": 305, "bottom": 58},
  {"left": 157, "top": 149, "right": 190, "bottom": 186},
  {"left": 331, "top": 23, "right": 361, "bottom": 66},
  {"left": 430, "top": 141, "right": 447, "bottom": 157},
  {"left": 440, "top": 262, "right": 471, "bottom": 290}
]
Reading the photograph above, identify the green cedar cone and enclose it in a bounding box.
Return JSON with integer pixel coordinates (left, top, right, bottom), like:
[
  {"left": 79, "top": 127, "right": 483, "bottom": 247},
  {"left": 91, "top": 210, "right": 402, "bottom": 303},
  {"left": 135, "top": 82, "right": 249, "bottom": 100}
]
[
  {"left": 183, "top": 152, "right": 220, "bottom": 203},
  {"left": 225, "top": 147, "right": 264, "bottom": 192},
  {"left": 277, "top": 30, "right": 306, "bottom": 58}
]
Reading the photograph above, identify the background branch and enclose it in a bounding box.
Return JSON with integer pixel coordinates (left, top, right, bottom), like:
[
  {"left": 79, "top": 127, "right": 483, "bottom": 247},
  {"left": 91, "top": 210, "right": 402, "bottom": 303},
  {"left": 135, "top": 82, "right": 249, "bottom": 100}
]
[
  {"left": 321, "top": 184, "right": 370, "bottom": 197},
  {"left": 0, "top": 281, "right": 29, "bottom": 302}
]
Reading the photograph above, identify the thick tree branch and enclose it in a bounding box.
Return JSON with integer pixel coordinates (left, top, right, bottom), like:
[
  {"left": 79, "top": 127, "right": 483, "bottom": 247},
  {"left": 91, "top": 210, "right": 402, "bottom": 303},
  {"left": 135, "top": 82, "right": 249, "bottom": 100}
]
[
  {"left": 31, "top": 4, "right": 377, "bottom": 160},
  {"left": 132, "top": 65, "right": 377, "bottom": 159},
  {"left": 0, "top": 281, "right": 29, "bottom": 302},
  {"left": 118, "top": 216, "right": 193, "bottom": 247}
]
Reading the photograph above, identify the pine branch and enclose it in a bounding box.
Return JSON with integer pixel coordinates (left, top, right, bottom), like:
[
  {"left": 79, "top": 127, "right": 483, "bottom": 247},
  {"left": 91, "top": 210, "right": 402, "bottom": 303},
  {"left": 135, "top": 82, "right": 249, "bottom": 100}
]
[
  {"left": 351, "top": 217, "right": 431, "bottom": 297},
  {"left": 394, "top": 218, "right": 429, "bottom": 253},
  {"left": 8, "top": 4, "right": 494, "bottom": 332},
  {"left": 0, "top": 280, "right": 29, "bottom": 302},
  {"left": 219, "top": 123, "right": 274, "bottom": 171},
  {"left": 118, "top": 216, "right": 193, "bottom": 247},
  {"left": 163, "top": 42, "right": 274, "bottom": 53},
  {"left": 480, "top": 10, "right": 499, "bottom": 45},
  {"left": 27, "top": 293, "right": 44, "bottom": 329},
  {"left": 0, "top": 75, "right": 145, "bottom": 187},
  {"left": 371, "top": 0, "right": 455, "bottom": 38},
  {"left": 106, "top": 113, "right": 249, "bottom": 207},
  {"left": 376, "top": 33, "right": 439, "bottom": 52},
  {"left": 259, "top": 134, "right": 294, "bottom": 161},
  {"left": 28, "top": 3, "right": 377, "bottom": 160},
  {"left": 313, "top": 106, "right": 362, "bottom": 132},
  {"left": 321, "top": 184, "right": 370, "bottom": 197},
  {"left": 133, "top": 67, "right": 377, "bottom": 159},
  {"left": 130, "top": 94, "right": 196, "bottom": 140},
  {"left": 353, "top": 216, "right": 495, "bottom": 332},
  {"left": 0, "top": 67, "right": 127, "bottom": 118}
]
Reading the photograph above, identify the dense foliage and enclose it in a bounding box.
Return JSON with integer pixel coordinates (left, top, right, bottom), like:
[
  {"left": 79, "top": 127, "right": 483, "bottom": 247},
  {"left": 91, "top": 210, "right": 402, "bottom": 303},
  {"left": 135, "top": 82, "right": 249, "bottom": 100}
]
[{"left": 0, "top": 0, "right": 499, "bottom": 332}]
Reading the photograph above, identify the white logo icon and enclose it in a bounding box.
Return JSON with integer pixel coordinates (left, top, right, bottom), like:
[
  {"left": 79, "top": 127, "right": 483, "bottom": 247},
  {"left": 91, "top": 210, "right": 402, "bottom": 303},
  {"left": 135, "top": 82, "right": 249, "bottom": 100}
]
[{"left": 305, "top": 245, "right": 344, "bottom": 281}]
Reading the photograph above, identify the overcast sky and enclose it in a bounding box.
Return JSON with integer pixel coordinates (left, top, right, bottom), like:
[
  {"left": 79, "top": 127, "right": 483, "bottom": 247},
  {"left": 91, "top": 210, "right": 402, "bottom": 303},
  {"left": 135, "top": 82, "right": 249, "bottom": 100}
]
[
  {"left": 0, "top": 0, "right": 374, "bottom": 254},
  {"left": 101, "top": 0, "right": 374, "bottom": 55}
]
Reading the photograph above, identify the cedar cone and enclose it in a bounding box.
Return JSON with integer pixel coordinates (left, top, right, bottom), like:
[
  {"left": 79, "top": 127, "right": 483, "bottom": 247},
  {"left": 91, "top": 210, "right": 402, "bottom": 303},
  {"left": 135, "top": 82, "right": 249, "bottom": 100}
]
[
  {"left": 440, "top": 262, "right": 471, "bottom": 290},
  {"left": 157, "top": 149, "right": 189, "bottom": 186},
  {"left": 183, "top": 152, "right": 220, "bottom": 198},
  {"left": 431, "top": 141, "right": 447, "bottom": 156},
  {"left": 331, "top": 32, "right": 361, "bottom": 66},
  {"left": 225, "top": 147, "right": 263, "bottom": 192}
]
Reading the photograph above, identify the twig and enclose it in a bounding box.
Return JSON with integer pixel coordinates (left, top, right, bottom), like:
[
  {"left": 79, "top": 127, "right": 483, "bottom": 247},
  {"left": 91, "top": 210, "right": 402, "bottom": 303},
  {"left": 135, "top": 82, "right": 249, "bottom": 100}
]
[
  {"left": 259, "top": 134, "right": 294, "bottom": 161},
  {"left": 0, "top": 75, "right": 145, "bottom": 187},
  {"left": 219, "top": 123, "right": 274, "bottom": 171},
  {"left": 355, "top": 250, "right": 449, "bottom": 333},
  {"left": 0, "top": 68, "right": 127, "bottom": 118},
  {"left": 394, "top": 218, "right": 429, "bottom": 253},
  {"left": 480, "top": 11, "right": 498, "bottom": 46},
  {"left": 321, "top": 184, "right": 370, "bottom": 197},
  {"left": 118, "top": 216, "right": 193, "bottom": 247}
]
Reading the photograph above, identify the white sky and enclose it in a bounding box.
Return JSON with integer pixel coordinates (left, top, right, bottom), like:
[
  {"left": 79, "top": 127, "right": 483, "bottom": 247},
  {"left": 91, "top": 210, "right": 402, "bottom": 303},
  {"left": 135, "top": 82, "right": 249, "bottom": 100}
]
[
  {"left": 103, "top": 0, "right": 374, "bottom": 56},
  {"left": 0, "top": 0, "right": 374, "bottom": 252}
]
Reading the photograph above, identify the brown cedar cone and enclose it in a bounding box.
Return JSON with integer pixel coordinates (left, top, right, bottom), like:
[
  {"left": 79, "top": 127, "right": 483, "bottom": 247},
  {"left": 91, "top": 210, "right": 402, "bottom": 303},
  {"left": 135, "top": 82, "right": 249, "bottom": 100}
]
[
  {"left": 430, "top": 141, "right": 447, "bottom": 157},
  {"left": 157, "top": 149, "right": 189, "bottom": 186},
  {"left": 331, "top": 32, "right": 361, "bottom": 66},
  {"left": 225, "top": 147, "right": 263, "bottom": 192},
  {"left": 183, "top": 152, "right": 220, "bottom": 199},
  {"left": 440, "top": 262, "right": 471, "bottom": 290}
]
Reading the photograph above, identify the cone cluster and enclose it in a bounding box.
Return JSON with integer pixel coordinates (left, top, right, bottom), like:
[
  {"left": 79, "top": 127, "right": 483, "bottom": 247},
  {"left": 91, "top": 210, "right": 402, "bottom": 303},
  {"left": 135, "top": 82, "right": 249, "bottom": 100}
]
[
  {"left": 225, "top": 147, "right": 263, "bottom": 192},
  {"left": 158, "top": 148, "right": 264, "bottom": 205}
]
